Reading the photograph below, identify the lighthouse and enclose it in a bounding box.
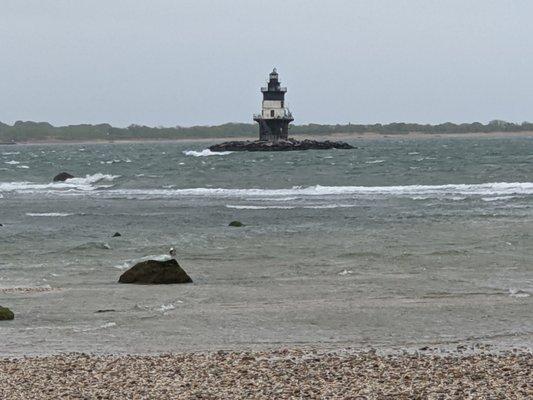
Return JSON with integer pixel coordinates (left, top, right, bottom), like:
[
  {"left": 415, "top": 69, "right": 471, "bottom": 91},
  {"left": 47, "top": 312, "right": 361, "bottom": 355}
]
[{"left": 253, "top": 68, "right": 294, "bottom": 141}]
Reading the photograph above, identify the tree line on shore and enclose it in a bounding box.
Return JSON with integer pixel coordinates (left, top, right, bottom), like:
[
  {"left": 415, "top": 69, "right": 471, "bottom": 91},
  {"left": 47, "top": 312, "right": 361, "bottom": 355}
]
[{"left": 1, "top": 120, "right": 532, "bottom": 142}]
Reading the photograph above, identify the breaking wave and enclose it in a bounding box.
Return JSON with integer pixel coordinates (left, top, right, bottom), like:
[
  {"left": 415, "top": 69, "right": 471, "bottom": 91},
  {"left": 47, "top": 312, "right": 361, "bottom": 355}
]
[
  {"left": 26, "top": 212, "right": 73, "bottom": 217},
  {"left": 226, "top": 204, "right": 357, "bottom": 210},
  {"left": 101, "top": 182, "right": 533, "bottom": 200},
  {"left": 183, "top": 149, "right": 233, "bottom": 157},
  {"left": 113, "top": 253, "right": 170, "bottom": 270},
  {"left": 0, "top": 173, "right": 119, "bottom": 193},
  {"left": 2, "top": 180, "right": 533, "bottom": 201}
]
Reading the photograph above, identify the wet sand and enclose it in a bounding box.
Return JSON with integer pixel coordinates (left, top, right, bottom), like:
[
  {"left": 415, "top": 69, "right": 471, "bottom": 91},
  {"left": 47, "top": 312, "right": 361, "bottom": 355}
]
[{"left": 0, "top": 348, "right": 530, "bottom": 399}]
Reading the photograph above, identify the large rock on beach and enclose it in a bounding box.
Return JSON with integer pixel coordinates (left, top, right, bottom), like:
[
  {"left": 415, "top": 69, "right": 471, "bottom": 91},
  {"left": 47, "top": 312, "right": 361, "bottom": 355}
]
[
  {"left": 209, "top": 138, "right": 354, "bottom": 152},
  {"left": 0, "top": 306, "right": 14, "bottom": 320},
  {"left": 118, "top": 259, "right": 192, "bottom": 284},
  {"left": 53, "top": 172, "right": 75, "bottom": 182},
  {"left": 228, "top": 220, "right": 244, "bottom": 227}
]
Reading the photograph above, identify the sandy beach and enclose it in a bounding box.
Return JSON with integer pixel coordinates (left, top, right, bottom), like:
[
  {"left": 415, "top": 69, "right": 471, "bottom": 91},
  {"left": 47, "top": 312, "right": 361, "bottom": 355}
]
[{"left": 0, "top": 348, "right": 530, "bottom": 399}]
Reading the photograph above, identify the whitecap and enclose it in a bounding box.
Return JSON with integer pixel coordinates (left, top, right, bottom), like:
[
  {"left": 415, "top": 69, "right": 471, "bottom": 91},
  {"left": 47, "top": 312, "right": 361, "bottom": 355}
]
[
  {"left": 183, "top": 149, "right": 233, "bottom": 157},
  {"left": 4, "top": 160, "right": 19, "bottom": 165},
  {"left": 107, "top": 182, "right": 533, "bottom": 200},
  {"left": 16, "top": 165, "right": 30, "bottom": 169},
  {"left": 338, "top": 269, "right": 353, "bottom": 276},
  {"left": 226, "top": 204, "right": 356, "bottom": 210},
  {"left": 113, "top": 254, "right": 170, "bottom": 270},
  {"left": 365, "top": 159, "right": 385, "bottom": 164},
  {"left": 26, "top": 212, "right": 73, "bottom": 217},
  {"left": 159, "top": 304, "right": 175, "bottom": 312},
  {"left": 2, "top": 151, "right": 19, "bottom": 155},
  {"left": 0, "top": 173, "right": 119, "bottom": 194},
  {"left": 481, "top": 196, "right": 518, "bottom": 202},
  {"left": 78, "top": 322, "right": 116, "bottom": 332},
  {"left": 113, "top": 262, "right": 130, "bottom": 270},
  {"left": 509, "top": 288, "right": 530, "bottom": 298}
]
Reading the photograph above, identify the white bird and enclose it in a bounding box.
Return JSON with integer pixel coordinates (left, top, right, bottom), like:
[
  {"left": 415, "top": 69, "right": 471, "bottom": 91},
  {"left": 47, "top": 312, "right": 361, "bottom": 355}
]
[{"left": 169, "top": 247, "right": 177, "bottom": 260}]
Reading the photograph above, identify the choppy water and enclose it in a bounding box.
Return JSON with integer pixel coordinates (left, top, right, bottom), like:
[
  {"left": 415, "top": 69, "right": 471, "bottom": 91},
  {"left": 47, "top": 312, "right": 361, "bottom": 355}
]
[{"left": 1, "top": 137, "right": 532, "bottom": 355}]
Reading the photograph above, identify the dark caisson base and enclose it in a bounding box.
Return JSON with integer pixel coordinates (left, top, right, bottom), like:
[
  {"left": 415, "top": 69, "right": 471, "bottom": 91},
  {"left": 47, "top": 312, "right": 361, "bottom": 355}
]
[{"left": 209, "top": 138, "right": 355, "bottom": 152}]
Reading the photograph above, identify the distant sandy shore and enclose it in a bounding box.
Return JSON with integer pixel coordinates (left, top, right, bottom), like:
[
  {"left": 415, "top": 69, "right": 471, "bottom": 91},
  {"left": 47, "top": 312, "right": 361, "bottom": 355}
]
[
  {"left": 5, "top": 131, "right": 533, "bottom": 145},
  {"left": 0, "top": 347, "right": 530, "bottom": 399}
]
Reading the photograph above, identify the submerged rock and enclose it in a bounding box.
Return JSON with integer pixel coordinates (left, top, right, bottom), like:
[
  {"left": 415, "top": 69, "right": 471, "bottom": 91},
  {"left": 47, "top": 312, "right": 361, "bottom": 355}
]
[
  {"left": 112, "top": 232, "right": 122, "bottom": 237},
  {"left": 118, "top": 259, "right": 192, "bottom": 284},
  {"left": 228, "top": 220, "right": 244, "bottom": 227},
  {"left": 0, "top": 306, "right": 14, "bottom": 320},
  {"left": 53, "top": 172, "right": 75, "bottom": 182},
  {"left": 209, "top": 138, "right": 355, "bottom": 152}
]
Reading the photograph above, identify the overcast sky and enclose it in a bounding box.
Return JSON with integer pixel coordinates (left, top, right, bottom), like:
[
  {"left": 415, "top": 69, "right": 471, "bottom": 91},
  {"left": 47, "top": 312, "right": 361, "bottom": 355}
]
[{"left": 1, "top": 0, "right": 532, "bottom": 127}]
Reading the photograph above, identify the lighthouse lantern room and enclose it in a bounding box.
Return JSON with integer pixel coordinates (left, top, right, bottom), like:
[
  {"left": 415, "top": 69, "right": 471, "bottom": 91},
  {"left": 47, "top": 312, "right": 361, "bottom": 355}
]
[{"left": 253, "top": 68, "right": 294, "bottom": 141}]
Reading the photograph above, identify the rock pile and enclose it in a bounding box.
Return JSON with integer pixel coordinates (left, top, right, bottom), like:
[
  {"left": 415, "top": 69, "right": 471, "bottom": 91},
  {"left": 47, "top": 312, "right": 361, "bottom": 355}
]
[
  {"left": 0, "top": 306, "right": 14, "bottom": 320},
  {"left": 53, "top": 172, "right": 74, "bottom": 182},
  {"left": 228, "top": 220, "right": 244, "bottom": 227},
  {"left": 118, "top": 259, "right": 192, "bottom": 284},
  {"left": 209, "top": 138, "right": 354, "bottom": 152}
]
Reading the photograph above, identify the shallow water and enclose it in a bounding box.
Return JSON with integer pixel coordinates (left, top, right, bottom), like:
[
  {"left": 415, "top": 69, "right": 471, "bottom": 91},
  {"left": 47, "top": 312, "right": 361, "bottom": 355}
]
[{"left": 1, "top": 137, "right": 532, "bottom": 355}]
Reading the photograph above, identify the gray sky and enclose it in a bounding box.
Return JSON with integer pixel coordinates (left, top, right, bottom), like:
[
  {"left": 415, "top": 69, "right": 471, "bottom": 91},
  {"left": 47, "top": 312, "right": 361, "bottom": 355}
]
[{"left": 1, "top": 0, "right": 532, "bottom": 127}]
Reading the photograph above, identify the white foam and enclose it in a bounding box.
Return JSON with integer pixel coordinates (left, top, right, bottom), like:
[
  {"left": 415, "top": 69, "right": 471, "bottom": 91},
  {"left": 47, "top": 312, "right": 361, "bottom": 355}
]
[
  {"left": 2, "top": 152, "right": 19, "bottom": 155},
  {"left": 106, "top": 182, "right": 533, "bottom": 200},
  {"left": 481, "top": 196, "right": 518, "bottom": 202},
  {"left": 338, "top": 269, "right": 353, "bottom": 276},
  {"left": 226, "top": 204, "right": 357, "bottom": 210},
  {"left": 26, "top": 212, "right": 73, "bottom": 217},
  {"left": 16, "top": 165, "right": 30, "bottom": 169},
  {"left": 159, "top": 304, "right": 175, "bottom": 312},
  {"left": 113, "top": 254, "right": 169, "bottom": 270},
  {"left": 365, "top": 159, "right": 386, "bottom": 164},
  {"left": 0, "top": 173, "right": 119, "bottom": 193},
  {"left": 509, "top": 288, "right": 530, "bottom": 298},
  {"left": 4, "top": 160, "right": 19, "bottom": 165},
  {"left": 183, "top": 149, "right": 233, "bottom": 157},
  {"left": 113, "top": 262, "right": 130, "bottom": 270}
]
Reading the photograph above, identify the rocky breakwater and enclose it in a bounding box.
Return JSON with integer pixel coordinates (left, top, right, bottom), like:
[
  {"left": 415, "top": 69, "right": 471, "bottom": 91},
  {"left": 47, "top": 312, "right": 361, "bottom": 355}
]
[
  {"left": 209, "top": 138, "right": 354, "bottom": 152},
  {"left": 118, "top": 259, "right": 192, "bottom": 284}
]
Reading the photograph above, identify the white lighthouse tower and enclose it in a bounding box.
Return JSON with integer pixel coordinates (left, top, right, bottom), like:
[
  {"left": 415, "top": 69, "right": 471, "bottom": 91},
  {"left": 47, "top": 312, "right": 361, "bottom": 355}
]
[{"left": 253, "top": 68, "right": 294, "bottom": 141}]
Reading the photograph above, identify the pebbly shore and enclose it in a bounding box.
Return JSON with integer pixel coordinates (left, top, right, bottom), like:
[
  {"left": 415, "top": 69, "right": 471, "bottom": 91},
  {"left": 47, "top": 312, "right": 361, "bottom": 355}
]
[{"left": 0, "top": 348, "right": 531, "bottom": 399}]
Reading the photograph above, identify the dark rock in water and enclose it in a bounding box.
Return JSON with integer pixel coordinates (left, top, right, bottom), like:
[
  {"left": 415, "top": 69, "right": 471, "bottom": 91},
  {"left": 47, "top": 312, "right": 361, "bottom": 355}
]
[
  {"left": 0, "top": 223, "right": 3, "bottom": 227},
  {"left": 0, "top": 306, "right": 14, "bottom": 320},
  {"left": 95, "top": 309, "right": 116, "bottom": 313},
  {"left": 53, "top": 172, "right": 75, "bottom": 182},
  {"left": 228, "top": 220, "right": 244, "bottom": 227},
  {"left": 209, "top": 138, "right": 355, "bottom": 152},
  {"left": 112, "top": 232, "right": 122, "bottom": 237},
  {"left": 118, "top": 259, "right": 192, "bottom": 284}
]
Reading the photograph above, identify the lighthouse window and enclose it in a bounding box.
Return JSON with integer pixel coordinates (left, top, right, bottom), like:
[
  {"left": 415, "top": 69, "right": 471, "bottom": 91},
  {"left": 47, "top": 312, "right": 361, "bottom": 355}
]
[{"left": 270, "top": 110, "right": 275, "bottom": 117}]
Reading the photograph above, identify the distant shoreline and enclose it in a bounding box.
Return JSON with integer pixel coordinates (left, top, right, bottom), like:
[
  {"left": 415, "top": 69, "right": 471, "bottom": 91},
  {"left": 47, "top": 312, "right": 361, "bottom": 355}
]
[{"left": 2, "top": 130, "right": 533, "bottom": 145}]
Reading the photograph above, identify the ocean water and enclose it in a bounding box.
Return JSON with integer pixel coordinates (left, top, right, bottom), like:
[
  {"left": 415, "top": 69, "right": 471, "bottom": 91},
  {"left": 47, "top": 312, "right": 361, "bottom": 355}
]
[{"left": 0, "top": 137, "right": 532, "bottom": 356}]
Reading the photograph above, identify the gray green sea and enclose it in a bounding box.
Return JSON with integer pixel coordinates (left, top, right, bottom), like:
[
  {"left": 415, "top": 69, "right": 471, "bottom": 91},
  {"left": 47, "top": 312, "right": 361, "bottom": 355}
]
[{"left": 1, "top": 136, "right": 532, "bottom": 356}]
